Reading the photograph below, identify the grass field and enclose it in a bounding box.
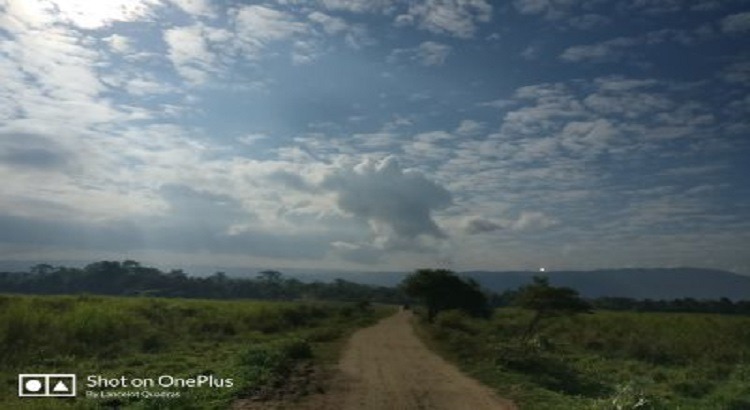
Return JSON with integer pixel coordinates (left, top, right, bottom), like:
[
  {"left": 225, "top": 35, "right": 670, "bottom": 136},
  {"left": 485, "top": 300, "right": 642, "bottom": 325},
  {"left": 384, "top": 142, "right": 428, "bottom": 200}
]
[
  {"left": 419, "top": 308, "right": 750, "bottom": 410},
  {"left": 0, "top": 294, "right": 390, "bottom": 409}
]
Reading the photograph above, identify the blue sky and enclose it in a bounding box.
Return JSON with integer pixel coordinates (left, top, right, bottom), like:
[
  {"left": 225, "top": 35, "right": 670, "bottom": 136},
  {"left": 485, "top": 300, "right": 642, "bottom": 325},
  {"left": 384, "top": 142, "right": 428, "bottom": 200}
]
[{"left": 1, "top": 0, "right": 749, "bottom": 274}]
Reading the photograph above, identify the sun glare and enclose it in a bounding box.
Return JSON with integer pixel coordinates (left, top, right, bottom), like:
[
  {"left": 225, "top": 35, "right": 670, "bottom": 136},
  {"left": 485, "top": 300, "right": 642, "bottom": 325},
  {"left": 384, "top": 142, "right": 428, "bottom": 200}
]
[{"left": 41, "top": 0, "right": 155, "bottom": 29}]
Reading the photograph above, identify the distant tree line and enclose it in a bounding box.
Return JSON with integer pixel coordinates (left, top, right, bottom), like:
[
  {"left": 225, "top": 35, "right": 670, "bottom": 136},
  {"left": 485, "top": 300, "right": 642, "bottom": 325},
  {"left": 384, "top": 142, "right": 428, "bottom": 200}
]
[
  {"left": 0, "top": 261, "right": 405, "bottom": 304},
  {"left": 1, "top": 262, "right": 748, "bottom": 315},
  {"left": 491, "top": 289, "right": 750, "bottom": 315},
  {"left": 589, "top": 296, "right": 750, "bottom": 315}
]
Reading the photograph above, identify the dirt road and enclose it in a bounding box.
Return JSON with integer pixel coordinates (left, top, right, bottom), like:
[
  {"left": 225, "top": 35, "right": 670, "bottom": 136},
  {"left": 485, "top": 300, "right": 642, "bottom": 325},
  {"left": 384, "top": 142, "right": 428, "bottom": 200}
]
[{"left": 239, "top": 311, "right": 516, "bottom": 410}]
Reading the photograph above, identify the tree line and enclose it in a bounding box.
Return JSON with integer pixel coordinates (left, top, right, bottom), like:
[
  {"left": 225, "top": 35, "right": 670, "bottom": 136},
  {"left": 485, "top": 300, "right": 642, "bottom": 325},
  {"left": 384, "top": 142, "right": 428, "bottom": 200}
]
[
  {"left": 0, "top": 261, "right": 404, "bottom": 303},
  {"left": 1, "top": 262, "right": 748, "bottom": 315}
]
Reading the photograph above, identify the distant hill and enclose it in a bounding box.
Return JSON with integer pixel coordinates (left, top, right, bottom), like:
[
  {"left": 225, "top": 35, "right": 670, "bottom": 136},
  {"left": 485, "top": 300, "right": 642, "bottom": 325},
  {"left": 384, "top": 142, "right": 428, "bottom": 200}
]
[{"left": 462, "top": 268, "right": 750, "bottom": 300}]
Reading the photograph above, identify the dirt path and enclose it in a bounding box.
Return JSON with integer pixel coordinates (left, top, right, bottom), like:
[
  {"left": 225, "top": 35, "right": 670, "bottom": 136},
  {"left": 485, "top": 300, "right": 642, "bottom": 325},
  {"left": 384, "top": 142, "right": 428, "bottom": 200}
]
[{"left": 236, "top": 311, "right": 516, "bottom": 410}]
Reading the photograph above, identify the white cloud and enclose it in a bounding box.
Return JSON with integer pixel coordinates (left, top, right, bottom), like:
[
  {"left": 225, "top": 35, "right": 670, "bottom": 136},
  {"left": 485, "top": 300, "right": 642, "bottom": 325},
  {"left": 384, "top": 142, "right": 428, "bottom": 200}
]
[
  {"left": 321, "top": 156, "right": 452, "bottom": 242},
  {"left": 125, "top": 76, "right": 177, "bottom": 96},
  {"left": 2, "top": 0, "right": 160, "bottom": 30},
  {"left": 464, "top": 217, "right": 504, "bottom": 234},
  {"left": 624, "top": 0, "right": 683, "bottom": 14},
  {"left": 513, "top": 211, "right": 558, "bottom": 231},
  {"left": 560, "top": 37, "right": 639, "bottom": 63},
  {"left": 512, "top": 0, "right": 602, "bottom": 22},
  {"left": 558, "top": 119, "right": 617, "bottom": 157},
  {"left": 237, "top": 134, "right": 268, "bottom": 146},
  {"left": 291, "top": 39, "right": 324, "bottom": 65},
  {"left": 520, "top": 45, "right": 540, "bottom": 60},
  {"left": 407, "top": 0, "right": 493, "bottom": 38},
  {"left": 234, "top": 5, "right": 306, "bottom": 43},
  {"left": 102, "top": 34, "right": 134, "bottom": 54},
  {"left": 721, "top": 12, "right": 750, "bottom": 33},
  {"left": 418, "top": 41, "right": 453, "bottom": 65},
  {"left": 167, "top": 0, "right": 215, "bottom": 18},
  {"left": 389, "top": 41, "right": 453, "bottom": 66},
  {"left": 464, "top": 211, "right": 557, "bottom": 234},
  {"left": 477, "top": 98, "right": 515, "bottom": 109},
  {"left": 513, "top": 0, "right": 557, "bottom": 16},
  {"left": 163, "top": 24, "right": 219, "bottom": 84},
  {"left": 560, "top": 27, "right": 701, "bottom": 64},
  {"left": 455, "top": 119, "right": 484, "bottom": 136},
  {"left": 318, "top": 0, "right": 397, "bottom": 13},
  {"left": 231, "top": 5, "right": 309, "bottom": 60},
  {"left": 308, "top": 11, "right": 349, "bottom": 34},
  {"left": 567, "top": 13, "right": 610, "bottom": 29}
]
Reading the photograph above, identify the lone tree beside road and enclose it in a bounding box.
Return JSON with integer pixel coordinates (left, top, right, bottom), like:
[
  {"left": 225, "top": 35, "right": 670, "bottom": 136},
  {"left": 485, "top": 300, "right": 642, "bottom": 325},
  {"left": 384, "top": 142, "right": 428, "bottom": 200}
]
[
  {"left": 516, "top": 276, "right": 591, "bottom": 339},
  {"left": 401, "top": 269, "right": 491, "bottom": 322}
]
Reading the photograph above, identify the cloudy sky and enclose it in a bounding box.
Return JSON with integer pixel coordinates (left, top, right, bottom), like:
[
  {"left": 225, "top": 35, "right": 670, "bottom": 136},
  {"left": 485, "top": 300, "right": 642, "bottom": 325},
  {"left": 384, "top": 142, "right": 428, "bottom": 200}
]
[{"left": 1, "top": 0, "right": 749, "bottom": 274}]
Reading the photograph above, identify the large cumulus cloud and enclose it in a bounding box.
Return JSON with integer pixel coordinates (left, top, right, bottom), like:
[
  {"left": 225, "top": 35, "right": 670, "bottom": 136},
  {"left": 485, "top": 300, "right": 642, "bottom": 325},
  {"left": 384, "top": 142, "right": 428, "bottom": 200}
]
[{"left": 322, "top": 156, "right": 452, "bottom": 242}]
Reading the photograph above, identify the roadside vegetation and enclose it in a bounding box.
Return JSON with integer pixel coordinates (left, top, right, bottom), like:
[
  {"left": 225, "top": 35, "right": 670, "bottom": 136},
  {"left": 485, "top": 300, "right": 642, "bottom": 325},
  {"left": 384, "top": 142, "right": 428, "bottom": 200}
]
[
  {"left": 415, "top": 276, "right": 750, "bottom": 409},
  {"left": 0, "top": 294, "right": 392, "bottom": 409}
]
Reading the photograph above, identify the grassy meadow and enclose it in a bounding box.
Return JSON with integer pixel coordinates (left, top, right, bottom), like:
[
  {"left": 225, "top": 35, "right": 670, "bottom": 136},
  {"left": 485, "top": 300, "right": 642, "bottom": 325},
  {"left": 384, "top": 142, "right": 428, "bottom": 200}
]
[
  {"left": 420, "top": 308, "right": 750, "bottom": 410},
  {"left": 0, "top": 294, "right": 390, "bottom": 409}
]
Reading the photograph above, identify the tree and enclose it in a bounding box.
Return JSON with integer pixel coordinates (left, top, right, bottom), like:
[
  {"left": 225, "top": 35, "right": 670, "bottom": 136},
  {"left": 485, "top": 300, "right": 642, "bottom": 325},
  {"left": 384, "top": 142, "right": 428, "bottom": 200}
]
[
  {"left": 515, "top": 276, "right": 591, "bottom": 339},
  {"left": 30, "top": 264, "right": 55, "bottom": 275},
  {"left": 401, "top": 269, "right": 491, "bottom": 322},
  {"left": 257, "top": 270, "right": 282, "bottom": 283}
]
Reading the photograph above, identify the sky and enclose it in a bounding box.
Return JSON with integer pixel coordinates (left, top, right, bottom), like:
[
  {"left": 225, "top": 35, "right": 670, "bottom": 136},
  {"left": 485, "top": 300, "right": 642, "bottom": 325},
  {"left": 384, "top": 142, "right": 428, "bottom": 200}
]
[{"left": 0, "top": 0, "right": 749, "bottom": 274}]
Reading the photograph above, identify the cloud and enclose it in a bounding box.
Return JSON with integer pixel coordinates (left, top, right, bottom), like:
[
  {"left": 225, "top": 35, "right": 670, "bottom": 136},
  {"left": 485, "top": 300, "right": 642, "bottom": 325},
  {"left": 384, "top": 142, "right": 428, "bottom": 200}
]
[
  {"left": 464, "top": 217, "right": 504, "bottom": 234},
  {"left": 455, "top": 119, "right": 484, "bottom": 136},
  {"left": 308, "top": 11, "right": 349, "bottom": 34},
  {"left": 560, "top": 37, "right": 639, "bottom": 63},
  {"left": 721, "top": 61, "right": 750, "bottom": 85},
  {"left": 266, "top": 170, "right": 316, "bottom": 192},
  {"left": 389, "top": 41, "right": 453, "bottom": 66},
  {"left": 330, "top": 241, "right": 384, "bottom": 264},
  {"left": 622, "top": 0, "right": 684, "bottom": 14},
  {"left": 163, "top": 24, "right": 219, "bottom": 84},
  {"left": 0, "top": 141, "right": 70, "bottom": 171},
  {"left": 405, "top": 0, "right": 492, "bottom": 38},
  {"left": 167, "top": 0, "right": 215, "bottom": 18},
  {"left": 318, "top": 0, "right": 397, "bottom": 13},
  {"left": 558, "top": 119, "right": 618, "bottom": 158},
  {"left": 321, "top": 156, "right": 452, "bottom": 242},
  {"left": 237, "top": 134, "right": 268, "bottom": 146},
  {"left": 162, "top": 5, "right": 314, "bottom": 82},
  {"left": 464, "top": 211, "right": 557, "bottom": 235},
  {"left": 567, "top": 13, "right": 611, "bottom": 29},
  {"left": 417, "top": 41, "right": 453, "bottom": 65},
  {"left": 721, "top": 12, "right": 750, "bottom": 33},
  {"left": 513, "top": 211, "right": 558, "bottom": 231},
  {"left": 0, "top": 188, "right": 331, "bottom": 260},
  {"left": 2, "top": 0, "right": 160, "bottom": 30},
  {"left": 560, "top": 27, "right": 701, "bottom": 64},
  {"left": 513, "top": 0, "right": 608, "bottom": 25},
  {"left": 233, "top": 5, "right": 307, "bottom": 43},
  {"left": 102, "top": 34, "right": 134, "bottom": 54},
  {"left": 513, "top": 0, "right": 564, "bottom": 17}
]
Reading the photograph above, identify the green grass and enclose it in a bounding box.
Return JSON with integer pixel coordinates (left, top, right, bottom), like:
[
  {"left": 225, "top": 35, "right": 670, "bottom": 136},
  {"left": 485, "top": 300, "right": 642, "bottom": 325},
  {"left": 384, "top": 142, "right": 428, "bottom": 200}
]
[
  {"left": 0, "top": 294, "right": 391, "bottom": 409},
  {"left": 418, "top": 308, "right": 750, "bottom": 410}
]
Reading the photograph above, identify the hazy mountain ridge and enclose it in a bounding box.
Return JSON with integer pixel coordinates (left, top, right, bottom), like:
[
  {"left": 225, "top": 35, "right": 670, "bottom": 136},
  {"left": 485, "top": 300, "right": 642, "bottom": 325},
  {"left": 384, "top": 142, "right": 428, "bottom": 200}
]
[{"left": 462, "top": 268, "right": 750, "bottom": 300}]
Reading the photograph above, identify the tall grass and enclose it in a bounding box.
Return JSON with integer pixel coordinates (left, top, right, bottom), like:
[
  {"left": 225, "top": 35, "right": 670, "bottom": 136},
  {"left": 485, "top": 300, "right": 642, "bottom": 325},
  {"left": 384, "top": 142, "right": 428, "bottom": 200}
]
[
  {"left": 0, "top": 294, "right": 388, "bottom": 409},
  {"left": 421, "top": 308, "right": 750, "bottom": 409}
]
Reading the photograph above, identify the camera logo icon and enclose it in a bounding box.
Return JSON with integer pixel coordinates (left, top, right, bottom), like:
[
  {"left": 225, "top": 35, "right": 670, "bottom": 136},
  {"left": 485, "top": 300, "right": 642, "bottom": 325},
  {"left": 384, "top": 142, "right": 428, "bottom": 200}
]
[{"left": 18, "top": 374, "right": 76, "bottom": 397}]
